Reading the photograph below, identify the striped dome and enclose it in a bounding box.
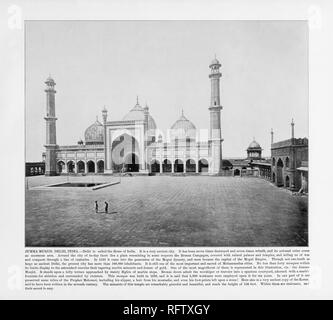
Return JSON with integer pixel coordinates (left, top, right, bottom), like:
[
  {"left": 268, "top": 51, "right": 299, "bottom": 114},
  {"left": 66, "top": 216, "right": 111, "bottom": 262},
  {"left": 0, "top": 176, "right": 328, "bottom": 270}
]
[
  {"left": 170, "top": 112, "right": 196, "bottom": 131},
  {"left": 84, "top": 119, "right": 104, "bottom": 144},
  {"left": 170, "top": 111, "right": 196, "bottom": 141}
]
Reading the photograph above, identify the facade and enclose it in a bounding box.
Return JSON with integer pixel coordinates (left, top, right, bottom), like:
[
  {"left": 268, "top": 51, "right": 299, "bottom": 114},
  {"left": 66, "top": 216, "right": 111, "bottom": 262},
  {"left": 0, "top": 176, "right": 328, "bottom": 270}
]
[
  {"left": 271, "top": 120, "right": 308, "bottom": 190},
  {"left": 44, "top": 58, "right": 224, "bottom": 175}
]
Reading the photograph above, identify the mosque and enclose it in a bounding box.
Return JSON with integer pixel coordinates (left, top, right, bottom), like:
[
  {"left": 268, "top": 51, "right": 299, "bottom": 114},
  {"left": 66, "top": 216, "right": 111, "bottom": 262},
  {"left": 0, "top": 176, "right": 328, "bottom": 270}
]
[
  {"left": 43, "top": 57, "right": 225, "bottom": 176},
  {"left": 41, "top": 56, "right": 308, "bottom": 192}
]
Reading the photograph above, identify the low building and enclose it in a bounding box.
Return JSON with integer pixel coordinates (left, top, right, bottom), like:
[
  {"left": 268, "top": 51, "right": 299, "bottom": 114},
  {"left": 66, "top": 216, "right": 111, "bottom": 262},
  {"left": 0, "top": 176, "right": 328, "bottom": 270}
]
[
  {"left": 228, "top": 140, "right": 268, "bottom": 177},
  {"left": 297, "top": 161, "right": 308, "bottom": 193},
  {"left": 251, "top": 160, "right": 272, "bottom": 180},
  {"left": 271, "top": 120, "right": 308, "bottom": 190},
  {"left": 26, "top": 162, "right": 45, "bottom": 176}
]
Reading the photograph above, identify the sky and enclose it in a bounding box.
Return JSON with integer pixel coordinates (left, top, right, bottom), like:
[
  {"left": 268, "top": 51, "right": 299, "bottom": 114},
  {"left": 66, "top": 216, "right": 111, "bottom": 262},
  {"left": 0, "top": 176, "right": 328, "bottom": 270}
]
[{"left": 25, "top": 20, "right": 308, "bottom": 161}]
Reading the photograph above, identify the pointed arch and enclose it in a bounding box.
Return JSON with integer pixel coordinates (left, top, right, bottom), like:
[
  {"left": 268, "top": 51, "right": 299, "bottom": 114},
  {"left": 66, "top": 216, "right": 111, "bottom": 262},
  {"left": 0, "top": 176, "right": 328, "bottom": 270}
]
[
  {"left": 174, "top": 159, "right": 184, "bottom": 173},
  {"left": 87, "top": 160, "right": 95, "bottom": 173},
  {"left": 186, "top": 159, "right": 196, "bottom": 173},
  {"left": 97, "top": 160, "right": 104, "bottom": 173},
  {"left": 67, "top": 160, "right": 75, "bottom": 173},
  {"left": 162, "top": 159, "right": 172, "bottom": 173},
  {"left": 198, "top": 158, "right": 209, "bottom": 173},
  {"left": 111, "top": 133, "right": 140, "bottom": 172},
  {"left": 76, "top": 161, "right": 85, "bottom": 173}
]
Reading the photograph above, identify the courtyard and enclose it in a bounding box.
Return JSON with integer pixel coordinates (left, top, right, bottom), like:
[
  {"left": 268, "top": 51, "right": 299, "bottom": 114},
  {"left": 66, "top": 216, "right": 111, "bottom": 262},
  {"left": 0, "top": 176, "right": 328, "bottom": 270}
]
[{"left": 25, "top": 175, "right": 308, "bottom": 247}]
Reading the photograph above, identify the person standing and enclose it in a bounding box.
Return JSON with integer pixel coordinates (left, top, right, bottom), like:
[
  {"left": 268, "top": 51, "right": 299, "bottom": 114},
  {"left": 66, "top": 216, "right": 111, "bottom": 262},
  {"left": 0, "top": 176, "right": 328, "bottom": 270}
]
[
  {"left": 105, "top": 201, "right": 108, "bottom": 214},
  {"left": 95, "top": 201, "right": 98, "bottom": 213}
]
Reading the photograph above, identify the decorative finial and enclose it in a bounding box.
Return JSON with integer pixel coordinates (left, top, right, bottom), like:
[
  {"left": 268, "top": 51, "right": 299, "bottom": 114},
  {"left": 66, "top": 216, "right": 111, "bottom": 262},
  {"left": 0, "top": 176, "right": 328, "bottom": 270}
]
[
  {"left": 181, "top": 108, "right": 184, "bottom": 117},
  {"left": 136, "top": 95, "right": 139, "bottom": 105},
  {"left": 291, "top": 118, "right": 295, "bottom": 139},
  {"left": 96, "top": 115, "right": 98, "bottom": 121}
]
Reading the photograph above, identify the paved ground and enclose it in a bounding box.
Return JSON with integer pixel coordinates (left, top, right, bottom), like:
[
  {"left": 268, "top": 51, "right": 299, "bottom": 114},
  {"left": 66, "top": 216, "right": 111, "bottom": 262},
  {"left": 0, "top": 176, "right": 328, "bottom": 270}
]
[{"left": 25, "top": 175, "right": 308, "bottom": 247}]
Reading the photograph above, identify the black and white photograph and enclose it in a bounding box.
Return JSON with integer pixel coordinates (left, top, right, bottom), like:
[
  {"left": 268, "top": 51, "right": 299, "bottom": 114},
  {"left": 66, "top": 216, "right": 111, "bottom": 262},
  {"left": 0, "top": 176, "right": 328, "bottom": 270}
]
[{"left": 25, "top": 20, "right": 308, "bottom": 247}]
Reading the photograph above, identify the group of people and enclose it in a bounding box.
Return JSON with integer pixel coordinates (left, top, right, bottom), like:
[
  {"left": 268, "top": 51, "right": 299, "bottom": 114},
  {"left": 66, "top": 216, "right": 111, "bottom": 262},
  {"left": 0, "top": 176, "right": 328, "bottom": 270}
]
[{"left": 95, "top": 201, "right": 109, "bottom": 214}]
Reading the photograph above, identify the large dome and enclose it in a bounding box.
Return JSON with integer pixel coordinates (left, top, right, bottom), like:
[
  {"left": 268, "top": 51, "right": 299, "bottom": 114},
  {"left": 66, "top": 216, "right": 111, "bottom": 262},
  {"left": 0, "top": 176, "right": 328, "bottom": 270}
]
[
  {"left": 122, "top": 101, "right": 157, "bottom": 131},
  {"left": 170, "top": 111, "right": 196, "bottom": 141},
  {"left": 84, "top": 118, "right": 104, "bottom": 145},
  {"left": 248, "top": 140, "right": 262, "bottom": 149},
  {"left": 171, "top": 112, "right": 196, "bottom": 131}
]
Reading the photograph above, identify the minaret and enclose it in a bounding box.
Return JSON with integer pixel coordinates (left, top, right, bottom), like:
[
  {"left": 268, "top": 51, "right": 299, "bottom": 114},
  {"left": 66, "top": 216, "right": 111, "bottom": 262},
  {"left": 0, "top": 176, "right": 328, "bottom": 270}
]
[
  {"left": 143, "top": 102, "right": 149, "bottom": 171},
  {"left": 271, "top": 128, "right": 274, "bottom": 145},
  {"left": 44, "top": 75, "right": 58, "bottom": 176},
  {"left": 208, "top": 57, "right": 223, "bottom": 174},
  {"left": 102, "top": 106, "right": 108, "bottom": 172},
  {"left": 291, "top": 118, "right": 295, "bottom": 139}
]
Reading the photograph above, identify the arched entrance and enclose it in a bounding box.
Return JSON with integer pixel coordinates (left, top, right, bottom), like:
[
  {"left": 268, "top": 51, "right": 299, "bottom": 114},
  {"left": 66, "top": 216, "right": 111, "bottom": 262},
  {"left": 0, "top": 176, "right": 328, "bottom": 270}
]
[
  {"left": 111, "top": 133, "right": 141, "bottom": 172},
  {"left": 198, "top": 158, "right": 209, "bottom": 173},
  {"left": 186, "top": 159, "right": 196, "bottom": 173},
  {"left": 124, "top": 153, "right": 139, "bottom": 172},
  {"left": 234, "top": 168, "right": 240, "bottom": 176},
  {"left": 87, "top": 160, "right": 95, "bottom": 173},
  {"left": 276, "top": 158, "right": 284, "bottom": 186},
  {"left": 57, "top": 161, "right": 65, "bottom": 173},
  {"left": 77, "top": 161, "right": 85, "bottom": 173},
  {"left": 151, "top": 160, "right": 160, "bottom": 173},
  {"left": 67, "top": 161, "right": 75, "bottom": 173},
  {"left": 285, "top": 175, "right": 290, "bottom": 188},
  {"left": 174, "top": 159, "right": 184, "bottom": 173},
  {"left": 97, "top": 160, "right": 104, "bottom": 173},
  {"left": 162, "top": 159, "right": 172, "bottom": 173}
]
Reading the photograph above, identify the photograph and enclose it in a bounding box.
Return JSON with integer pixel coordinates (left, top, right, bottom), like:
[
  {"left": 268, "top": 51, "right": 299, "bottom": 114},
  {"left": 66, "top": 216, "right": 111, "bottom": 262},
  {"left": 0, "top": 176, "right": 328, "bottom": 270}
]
[{"left": 25, "top": 20, "right": 308, "bottom": 247}]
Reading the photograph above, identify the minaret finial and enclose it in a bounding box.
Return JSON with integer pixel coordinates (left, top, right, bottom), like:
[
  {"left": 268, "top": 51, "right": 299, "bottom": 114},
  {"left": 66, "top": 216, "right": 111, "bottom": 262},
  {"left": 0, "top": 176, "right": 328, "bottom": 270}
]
[
  {"left": 291, "top": 118, "right": 295, "bottom": 139},
  {"left": 181, "top": 108, "right": 184, "bottom": 116}
]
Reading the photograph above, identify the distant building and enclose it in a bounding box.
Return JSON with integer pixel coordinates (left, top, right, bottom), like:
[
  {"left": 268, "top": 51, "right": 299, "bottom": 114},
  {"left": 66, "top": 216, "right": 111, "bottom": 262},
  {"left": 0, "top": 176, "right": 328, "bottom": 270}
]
[
  {"left": 227, "top": 139, "right": 269, "bottom": 177},
  {"left": 271, "top": 119, "right": 308, "bottom": 191},
  {"left": 247, "top": 139, "right": 263, "bottom": 160},
  {"left": 26, "top": 162, "right": 45, "bottom": 176}
]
